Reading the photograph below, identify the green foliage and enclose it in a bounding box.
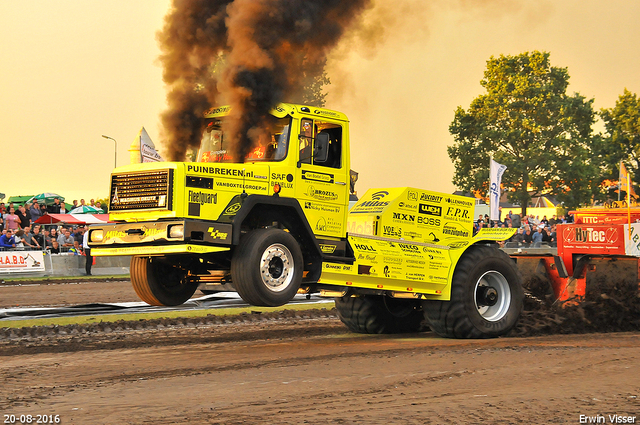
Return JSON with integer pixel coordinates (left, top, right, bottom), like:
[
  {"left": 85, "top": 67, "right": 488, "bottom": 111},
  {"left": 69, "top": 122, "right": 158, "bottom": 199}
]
[
  {"left": 448, "top": 51, "right": 599, "bottom": 213},
  {"left": 600, "top": 89, "right": 640, "bottom": 190}
]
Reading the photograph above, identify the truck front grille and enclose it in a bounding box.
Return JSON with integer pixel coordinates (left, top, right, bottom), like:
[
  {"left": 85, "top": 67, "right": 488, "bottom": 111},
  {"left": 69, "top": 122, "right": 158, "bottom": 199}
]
[{"left": 109, "top": 169, "right": 173, "bottom": 211}]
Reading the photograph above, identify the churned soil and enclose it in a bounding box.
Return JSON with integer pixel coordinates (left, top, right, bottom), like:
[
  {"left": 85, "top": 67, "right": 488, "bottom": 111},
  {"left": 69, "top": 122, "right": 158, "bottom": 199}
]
[{"left": 0, "top": 279, "right": 639, "bottom": 424}]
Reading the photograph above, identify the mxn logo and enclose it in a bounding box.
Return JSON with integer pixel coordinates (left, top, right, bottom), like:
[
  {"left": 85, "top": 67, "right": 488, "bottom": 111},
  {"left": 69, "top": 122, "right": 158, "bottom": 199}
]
[{"left": 393, "top": 212, "right": 415, "bottom": 222}]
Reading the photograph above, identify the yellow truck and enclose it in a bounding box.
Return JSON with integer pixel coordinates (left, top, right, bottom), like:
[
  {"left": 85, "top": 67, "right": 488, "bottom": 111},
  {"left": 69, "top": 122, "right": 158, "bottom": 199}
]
[{"left": 88, "top": 103, "right": 522, "bottom": 338}]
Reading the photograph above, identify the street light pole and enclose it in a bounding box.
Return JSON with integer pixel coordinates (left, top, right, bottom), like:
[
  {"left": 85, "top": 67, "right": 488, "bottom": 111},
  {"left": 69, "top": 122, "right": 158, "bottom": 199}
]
[{"left": 102, "top": 135, "right": 117, "bottom": 169}]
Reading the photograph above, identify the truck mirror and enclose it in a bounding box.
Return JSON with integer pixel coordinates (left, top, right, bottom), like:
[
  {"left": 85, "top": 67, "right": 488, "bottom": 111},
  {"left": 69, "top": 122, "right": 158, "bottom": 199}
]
[{"left": 313, "top": 133, "right": 330, "bottom": 163}]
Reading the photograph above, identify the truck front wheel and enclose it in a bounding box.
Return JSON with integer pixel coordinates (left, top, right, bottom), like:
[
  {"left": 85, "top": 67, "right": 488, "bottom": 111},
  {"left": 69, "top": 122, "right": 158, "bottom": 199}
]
[
  {"left": 231, "top": 228, "right": 303, "bottom": 307},
  {"left": 422, "top": 245, "right": 523, "bottom": 338},
  {"left": 335, "top": 295, "right": 427, "bottom": 334},
  {"left": 130, "top": 256, "right": 198, "bottom": 306}
]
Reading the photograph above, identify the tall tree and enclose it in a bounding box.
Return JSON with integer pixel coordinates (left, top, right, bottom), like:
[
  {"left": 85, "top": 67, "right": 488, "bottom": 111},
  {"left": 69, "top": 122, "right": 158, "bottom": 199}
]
[
  {"left": 448, "top": 51, "right": 598, "bottom": 215},
  {"left": 600, "top": 89, "right": 640, "bottom": 190}
]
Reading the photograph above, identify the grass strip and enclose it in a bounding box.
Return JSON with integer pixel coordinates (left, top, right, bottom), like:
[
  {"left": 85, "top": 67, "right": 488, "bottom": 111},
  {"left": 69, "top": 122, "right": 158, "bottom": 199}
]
[
  {"left": 0, "top": 301, "right": 336, "bottom": 329},
  {"left": 0, "top": 275, "right": 130, "bottom": 283}
]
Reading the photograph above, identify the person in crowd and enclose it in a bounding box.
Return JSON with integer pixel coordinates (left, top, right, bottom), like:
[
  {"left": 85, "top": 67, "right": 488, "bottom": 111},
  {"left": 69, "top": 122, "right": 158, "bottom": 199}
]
[
  {"left": 57, "top": 228, "right": 74, "bottom": 249},
  {"left": 95, "top": 201, "right": 106, "bottom": 213},
  {"left": 13, "top": 229, "right": 25, "bottom": 248},
  {"left": 72, "top": 200, "right": 78, "bottom": 209},
  {"left": 59, "top": 201, "right": 68, "bottom": 214},
  {"left": 514, "top": 227, "right": 525, "bottom": 245},
  {"left": 83, "top": 229, "right": 92, "bottom": 275},
  {"left": 29, "top": 200, "right": 42, "bottom": 223},
  {"left": 43, "top": 228, "right": 53, "bottom": 248},
  {"left": 0, "top": 217, "right": 4, "bottom": 233},
  {"left": 549, "top": 224, "right": 557, "bottom": 246},
  {"left": 49, "top": 227, "right": 58, "bottom": 242},
  {"left": 48, "top": 197, "right": 61, "bottom": 214},
  {"left": 90, "top": 199, "right": 95, "bottom": 207},
  {"left": 0, "top": 202, "right": 5, "bottom": 214},
  {"left": 80, "top": 199, "right": 86, "bottom": 207},
  {"left": 73, "top": 226, "right": 85, "bottom": 244},
  {"left": 0, "top": 229, "right": 16, "bottom": 248},
  {"left": 49, "top": 240, "right": 60, "bottom": 254},
  {"left": 39, "top": 203, "right": 47, "bottom": 216},
  {"left": 16, "top": 205, "right": 30, "bottom": 228},
  {"left": 523, "top": 225, "right": 533, "bottom": 246},
  {"left": 541, "top": 215, "right": 549, "bottom": 225},
  {"left": 70, "top": 240, "right": 82, "bottom": 255},
  {"left": 532, "top": 225, "right": 544, "bottom": 244},
  {"left": 22, "top": 226, "right": 40, "bottom": 249},
  {"left": 32, "top": 225, "right": 44, "bottom": 248},
  {"left": 24, "top": 202, "right": 32, "bottom": 223},
  {"left": 548, "top": 215, "right": 557, "bottom": 226},
  {"left": 5, "top": 207, "right": 20, "bottom": 231}
]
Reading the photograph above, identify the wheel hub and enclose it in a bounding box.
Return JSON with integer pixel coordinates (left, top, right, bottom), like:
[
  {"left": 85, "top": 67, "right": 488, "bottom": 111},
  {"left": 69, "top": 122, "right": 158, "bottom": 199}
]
[
  {"left": 260, "top": 243, "right": 294, "bottom": 292},
  {"left": 473, "top": 270, "right": 511, "bottom": 322},
  {"left": 476, "top": 286, "right": 498, "bottom": 307}
]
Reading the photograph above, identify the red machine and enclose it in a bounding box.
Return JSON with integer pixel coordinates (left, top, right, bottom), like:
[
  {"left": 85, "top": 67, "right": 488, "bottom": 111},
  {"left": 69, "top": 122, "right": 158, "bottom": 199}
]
[{"left": 513, "top": 208, "right": 640, "bottom": 303}]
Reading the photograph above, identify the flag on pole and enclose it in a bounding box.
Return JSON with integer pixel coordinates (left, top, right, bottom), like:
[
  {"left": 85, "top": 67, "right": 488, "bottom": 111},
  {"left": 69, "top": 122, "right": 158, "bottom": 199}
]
[
  {"left": 619, "top": 161, "right": 636, "bottom": 199},
  {"left": 620, "top": 161, "right": 633, "bottom": 234},
  {"left": 138, "top": 127, "right": 164, "bottom": 163},
  {"left": 489, "top": 158, "right": 507, "bottom": 221}
]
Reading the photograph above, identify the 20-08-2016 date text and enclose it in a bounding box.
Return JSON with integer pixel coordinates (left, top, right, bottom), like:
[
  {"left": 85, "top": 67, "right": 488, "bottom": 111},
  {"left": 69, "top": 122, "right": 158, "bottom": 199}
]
[{"left": 4, "top": 415, "right": 60, "bottom": 424}]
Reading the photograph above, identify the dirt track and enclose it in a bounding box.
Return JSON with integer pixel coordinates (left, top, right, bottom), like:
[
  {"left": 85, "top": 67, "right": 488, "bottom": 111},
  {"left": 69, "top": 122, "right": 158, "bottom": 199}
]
[{"left": 0, "top": 280, "right": 639, "bottom": 424}]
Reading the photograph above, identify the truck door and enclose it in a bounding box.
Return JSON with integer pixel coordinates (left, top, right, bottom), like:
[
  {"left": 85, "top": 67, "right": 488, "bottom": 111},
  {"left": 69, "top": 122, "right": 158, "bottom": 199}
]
[{"left": 295, "top": 117, "right": 349, "bottom": 240}]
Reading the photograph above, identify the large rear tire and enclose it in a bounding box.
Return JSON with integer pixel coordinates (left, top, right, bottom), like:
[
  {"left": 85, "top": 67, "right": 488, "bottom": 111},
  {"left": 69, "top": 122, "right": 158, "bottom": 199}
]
[
  {"left": 335, "top": 295, "right": 427, "bottom": 334},
  {"left": 231, "top": 228, "right": 303, "bottom": 307},
  {"left": 130, "top": 256, "right": 197, "bottom": 306},
  {"left": 422, "top": 245, "right": 523, "bottom": 338}
]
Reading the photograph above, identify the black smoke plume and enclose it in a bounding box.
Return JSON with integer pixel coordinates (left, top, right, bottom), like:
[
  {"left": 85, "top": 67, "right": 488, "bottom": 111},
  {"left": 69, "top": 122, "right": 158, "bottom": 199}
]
[{"left": 158, "top": 0, "right": 373, "bottom": 161}]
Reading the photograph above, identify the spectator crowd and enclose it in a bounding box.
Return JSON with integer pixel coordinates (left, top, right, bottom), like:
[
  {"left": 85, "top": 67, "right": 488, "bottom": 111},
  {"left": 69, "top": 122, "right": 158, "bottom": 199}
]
[
  {"left": 474, "top": 210, "right": 575, "bottom": 248},
  {"left": 0, "top": 197, "right": 104, "bottom": 257}
]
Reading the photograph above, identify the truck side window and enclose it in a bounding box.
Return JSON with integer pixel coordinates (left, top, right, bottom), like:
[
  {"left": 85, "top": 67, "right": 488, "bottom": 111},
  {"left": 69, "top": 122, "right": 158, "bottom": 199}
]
[
  {"left": 315, "top": 122, "right": 342, "bottom": 169},
  {"left": 299, "top": 118, "right": 314, "bottom": 164}
]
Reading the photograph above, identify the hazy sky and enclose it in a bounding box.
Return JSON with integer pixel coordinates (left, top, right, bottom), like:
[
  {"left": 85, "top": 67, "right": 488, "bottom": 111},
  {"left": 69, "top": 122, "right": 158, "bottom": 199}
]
[{"left": 1, "top": 0, "right": 639, "bottom": 202}]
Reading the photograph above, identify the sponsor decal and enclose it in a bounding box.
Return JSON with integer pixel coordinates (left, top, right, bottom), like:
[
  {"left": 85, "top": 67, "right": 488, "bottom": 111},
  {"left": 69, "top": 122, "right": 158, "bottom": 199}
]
[
  {"left": 398, "top": 243, "right": 420, "bottom": 253},
  {"left": 392, "top": 212, "right": 415, "bottom": 222},
  {"left": 403, "top": 230, "right": 422, "bottom": 240},
  {"left": 304, "top": 201, "right": 341, "bottom": 214},
  {"left": 407, "top": 191, "right": 418, "bottom": 201},
  {"left": 313, "top": 109, "right": 341, "bottom": 118},
  {"left": 444, "top": 206, "right": 470, "bottom": 220},
  {"left": 204, "top": 106, "right": 231, "bottom": 115},
  {"left": 186, "top": 165, "right": 255, "bottom": 178},
  {"left": 398, "top": 202, "right": 416, "bottom": 210},
  {"left": 315, "top": 217, "right": 341, "bottom": 233},
  {"left": 382, "top": 225, "right": 402, "bottom": 238},
  {"left": 383, "top": 256, "right": 403, "bottom": 265},
  {"left": 207, "top": 228, "right": 229, "bottom": 240},
  {"left": 224, "top": 203, "right": 242, "bottom": 215},
  {"left": 324, "top": 263, "right": 343, "bottom": 270},
  {"left": 301, "top": 170, "right": 334, "bottom": 183},
  {"left": 320, "top": 244, "right": 336, "bottom": 254},
  {"left": 348, "top": 220, "right": 375, "bottom": 235},
  {"left": 0, "top": 251, "right": 45, "bottom": 272},
  {"left": 188, "top": 190, "right": 217, "bottom": 205},
  {"left": 354, "top": 243, "right": 376, "bottom": 252},
  {"left": 445, "top": 197, "right": 474, "bottom": 207},
  {"left": 351, "top": 190, "right": 391, "bottom": 213},
  {"left": 306, "top": 185, "right": 338, "bottom": 201},
  {"left": 215, "top": 181, "right": 266, "bottom": 191},
  {"left": 417, "top": 216, "right": 441, "bottom": 227},
  {"left": 419, "top": 203, "right": 442, "bottom": 216},
  {"left": 563, "top": 227, "right": 618, "bottom": 244},
  {"left": 442, "top": 223, "right": 470, "bottom": 238},
  {"left": 420, "top": 193, "right": 443, "bottom": 203}
]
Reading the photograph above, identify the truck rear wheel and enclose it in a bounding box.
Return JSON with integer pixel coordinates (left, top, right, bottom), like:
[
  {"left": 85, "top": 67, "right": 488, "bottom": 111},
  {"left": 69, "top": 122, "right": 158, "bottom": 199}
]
[
  {"left": 130, "top": 256, "right": 197, "bottom": 306},
  {"left": 231, "top": 228, "right": 303, "bottom": 307},
  {"left": 422, "top": 245, "right": 523, "bottom": 338},
  {"left": 335, "top": 295, "right": 427, "bottom": 334}
]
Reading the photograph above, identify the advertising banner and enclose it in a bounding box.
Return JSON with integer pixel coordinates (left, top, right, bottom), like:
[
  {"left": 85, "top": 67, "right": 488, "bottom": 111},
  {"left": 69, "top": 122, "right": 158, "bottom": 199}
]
[{"left": 0, "top": 250, "right": 46, "bottom": 273}]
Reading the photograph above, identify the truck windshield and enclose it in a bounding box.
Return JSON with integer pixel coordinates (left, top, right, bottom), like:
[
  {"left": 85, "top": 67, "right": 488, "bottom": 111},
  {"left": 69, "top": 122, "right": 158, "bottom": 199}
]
[{"left": 197, "top": 116, "right": 291, "bottom": 163}]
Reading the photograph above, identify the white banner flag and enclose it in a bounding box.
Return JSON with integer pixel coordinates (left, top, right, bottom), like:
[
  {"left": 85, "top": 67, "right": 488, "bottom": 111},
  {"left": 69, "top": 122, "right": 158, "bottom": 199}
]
[
  {"left": 139, "top": 127, "right": 164, "bottom": 163},
  {"left": 489, "top": 158, "right": 507, "bottom": 221}
]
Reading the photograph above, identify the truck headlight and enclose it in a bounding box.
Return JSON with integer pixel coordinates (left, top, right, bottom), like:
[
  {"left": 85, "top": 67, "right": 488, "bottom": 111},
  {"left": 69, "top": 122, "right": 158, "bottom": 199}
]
[
  {"left": 90, "top": 230, "right": 104, "bottom": 242},
  {"left": 168, "top": 224, "right": 184, "bottom": 239}
]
